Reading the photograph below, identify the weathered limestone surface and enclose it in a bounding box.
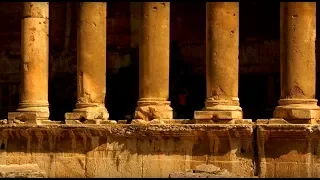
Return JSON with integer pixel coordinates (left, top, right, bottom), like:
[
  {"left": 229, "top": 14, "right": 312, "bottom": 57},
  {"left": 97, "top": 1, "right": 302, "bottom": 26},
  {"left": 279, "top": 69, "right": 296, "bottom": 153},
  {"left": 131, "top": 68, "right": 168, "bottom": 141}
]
[
  {"left": 194, "top": 2, "right": 242, "bottom": 121},
  {"left": 65, "top": 2, "right": 110, "bottom": 124},
  {"left": 0, "top": 124, "right": 253, "bottom": 178},
  {"left": 134, "top": 2, "right": 173, "bottom": 121},
  {"left": 169, "top": 164, "right": 258, "bottom": 178},
  {"left": 256, "top": 120, "right": 320, "bottom": 178},
  {"left": 0, "top": 164, "right": 47, "bottom": 178},
  {"left": 8, "top": 2, "right": 50, "bottom": 123},
  {"left": 274, "top": 2, "right": 320, "bottom": 121}
]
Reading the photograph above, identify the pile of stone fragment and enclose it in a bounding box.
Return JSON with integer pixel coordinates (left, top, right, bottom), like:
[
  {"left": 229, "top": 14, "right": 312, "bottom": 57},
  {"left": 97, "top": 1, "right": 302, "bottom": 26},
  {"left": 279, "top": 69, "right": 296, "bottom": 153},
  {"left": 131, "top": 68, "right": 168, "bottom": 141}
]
[
  {"left": 169, "top": 164, "right": 258, "bottom": 178},
  {"left": 0, "top": 164, "right": 47, "bottom": 178}
]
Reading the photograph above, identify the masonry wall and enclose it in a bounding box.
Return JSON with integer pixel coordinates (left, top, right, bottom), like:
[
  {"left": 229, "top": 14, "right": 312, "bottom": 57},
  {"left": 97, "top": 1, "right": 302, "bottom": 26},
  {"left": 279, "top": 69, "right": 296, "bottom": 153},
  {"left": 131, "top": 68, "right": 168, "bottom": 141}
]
[
  {"left": 0, "top": 123, "right": 320, "bottom": 178},
  {"left": 0, "top": 124, "right": 254, "bottom": 178}
]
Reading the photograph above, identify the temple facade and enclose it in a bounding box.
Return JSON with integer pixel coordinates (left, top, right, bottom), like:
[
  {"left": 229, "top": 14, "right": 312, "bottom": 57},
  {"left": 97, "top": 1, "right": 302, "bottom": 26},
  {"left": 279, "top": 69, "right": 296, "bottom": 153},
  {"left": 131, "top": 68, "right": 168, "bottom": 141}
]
[{"left": 0, "top": 2, "right": 319, "bottom": 178}]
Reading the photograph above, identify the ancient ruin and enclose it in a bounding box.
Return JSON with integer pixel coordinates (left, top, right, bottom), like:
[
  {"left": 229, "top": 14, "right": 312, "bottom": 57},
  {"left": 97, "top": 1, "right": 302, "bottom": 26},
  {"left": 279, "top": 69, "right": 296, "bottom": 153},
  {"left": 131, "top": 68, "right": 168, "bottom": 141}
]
[{"left": 0, "top": 1, "right": 319, "bottom": 178}]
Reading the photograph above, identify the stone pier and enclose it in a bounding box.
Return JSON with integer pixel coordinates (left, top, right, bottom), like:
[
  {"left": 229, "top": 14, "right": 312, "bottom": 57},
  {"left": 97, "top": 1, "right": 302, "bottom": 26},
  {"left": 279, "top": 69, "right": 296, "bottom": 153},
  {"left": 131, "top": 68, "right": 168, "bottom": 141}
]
[
  {"left": 0, "top": 124, "right": 254, "bottom": 178},
  {"left": 134, "top": 2, "right": 173, "bottom": 122},
  {"left": 8, "top": 2, "right": 52, "bottom": 124},
  {"left": 256, "top": 120, "right": 320, "bottom": 178},
  {"left": 273, "top": 2, "right": 320, "bottom": 122},
  {"left": 194, "top": 2, "right": 243, "bottom": 123},
  {"left": 255, "top": 2, "right": 320, "bottom": 178},
  {"left": 65, "top": 2, "right": 114, "bottom": 124}
]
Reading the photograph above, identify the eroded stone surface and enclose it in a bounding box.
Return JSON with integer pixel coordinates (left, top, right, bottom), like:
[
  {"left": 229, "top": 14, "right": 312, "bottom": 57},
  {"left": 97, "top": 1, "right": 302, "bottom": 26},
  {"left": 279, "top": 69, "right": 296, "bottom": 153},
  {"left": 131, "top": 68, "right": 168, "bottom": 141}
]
[
  {"left": 131, "top": 119, "right": 188, "bottom": 125},
  {"left": 65, "top": 110, "right": 114, "bottom": 124},
  {"left": 134, "top": 101, "right": 173, "bottom": 121},
  {"left": 194, "top": 110, "right": 243, "bottom": 121},
  {"left": 0, "top": 119, "right": 7, "bottom": 125},
  {"left": 65, "top": 119, "right": 117, "bottom": 125},
  {"left": 0, "top": 124, "right": 254, "bottom": 178},
  {"left": 194, "top": 164, "right": 221, "bottom": 173},
  {"left": 257, "top": 123, "right": 320, "bottom": 178},
  {"left": 274, "top": 106, "right": 320, "bottom": 121},
  {"left": 169, "top": 164, "right": 257, "bottom": 178},
  {"left": 0, "top": 164, "right": 47, "bottom": 178},
  {"left": 7, "top": 112, "right": 50, "bottom": 125}
]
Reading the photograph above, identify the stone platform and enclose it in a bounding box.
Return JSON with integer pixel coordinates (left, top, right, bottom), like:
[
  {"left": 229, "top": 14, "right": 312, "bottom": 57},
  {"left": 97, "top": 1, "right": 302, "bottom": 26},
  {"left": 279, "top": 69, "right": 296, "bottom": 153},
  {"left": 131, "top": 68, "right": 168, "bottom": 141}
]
[
  {"left": 0, "top": 120, "right": 319, "bottom": 178},
  {"left": 0, "top": 123, "right": 254, "bottom": 178},
  {"left": 256, "top": 120, "right": 320, "bottom": 178}
]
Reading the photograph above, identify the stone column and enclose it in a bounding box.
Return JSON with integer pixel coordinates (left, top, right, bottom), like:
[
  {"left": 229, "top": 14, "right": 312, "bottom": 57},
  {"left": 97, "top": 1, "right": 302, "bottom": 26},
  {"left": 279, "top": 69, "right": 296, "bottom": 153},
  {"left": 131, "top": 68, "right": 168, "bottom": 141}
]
[
  {"left": 8, "top": 2, "right": 53, "bottom": 124},
  {"left": 273, "top": 2, "right": 320, "bottom": 122},
  {"left": 194, "top": 2, "right": 242, "bottom": 123},
  {"left": 133, "top": 2, "right": 173, "bottom": 122},
  {"left": 65, "top": 2, "right": 114, "bottom": 124}
]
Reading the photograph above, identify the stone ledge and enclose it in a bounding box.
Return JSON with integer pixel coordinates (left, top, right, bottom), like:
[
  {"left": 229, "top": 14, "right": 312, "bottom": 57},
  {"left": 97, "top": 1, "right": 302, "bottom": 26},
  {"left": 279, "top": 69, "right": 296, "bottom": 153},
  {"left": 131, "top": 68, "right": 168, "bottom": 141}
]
[
  {"left": 189, "top": 119, "right": 253, "bottom": 124},
  {"left": 65, "top": 119, "right": 117, "bottom": 125},
  {"left": 255, "top": 119, "right": 318, "bottom": 132},
  {"left": 256, "top": 118, "right": 320, "bottom": 125},
  {"left": 131, "top": 119, "right": 191, "bottom": 125},
  {"left": 0, "top": 123, "right": 254, "bottom": 137}
]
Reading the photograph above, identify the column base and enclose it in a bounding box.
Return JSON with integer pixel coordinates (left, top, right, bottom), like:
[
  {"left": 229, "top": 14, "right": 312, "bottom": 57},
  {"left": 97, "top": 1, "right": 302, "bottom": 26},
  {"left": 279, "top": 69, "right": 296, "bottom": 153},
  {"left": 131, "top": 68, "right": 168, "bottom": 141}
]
[
  {"left": 134, "top": 99, "right": 173, "bottom": 121},
  {"left": 65, "top": 103, "right": 111, "bottom": 124},
  {"left": 194, "top": 110, "right": 243, "bottom": 122},
  {"left": 7, "top": 112, "right": 58, "bottom": 125},
  {"left": 65, "top": 111, "right": 115, "bottom": 124},
  {"left": 195, "top": 99, "right": 243, "bottom": 122},
  {"left": 273, "top": 99, "right": 320, "bottom": 121}
]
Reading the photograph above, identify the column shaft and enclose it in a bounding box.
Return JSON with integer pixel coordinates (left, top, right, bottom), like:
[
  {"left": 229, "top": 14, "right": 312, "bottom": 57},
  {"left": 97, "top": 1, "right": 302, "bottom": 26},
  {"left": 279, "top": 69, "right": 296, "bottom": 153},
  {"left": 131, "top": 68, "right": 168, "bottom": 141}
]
[
  {"left": 134, "top": 2, "right": 173, "bottom": 121},
  {"left": 8, "top": 2, "right": 50, "bottom": 123},
  {"left": 274, "top": 2, "right": 320, "bottom": 121},
  {"left": 194, "top": 2, "right": 242, "bottom": 121},
  {"left": 65, "top": 2, "right": 111, "bottom": 124}
]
